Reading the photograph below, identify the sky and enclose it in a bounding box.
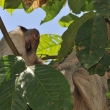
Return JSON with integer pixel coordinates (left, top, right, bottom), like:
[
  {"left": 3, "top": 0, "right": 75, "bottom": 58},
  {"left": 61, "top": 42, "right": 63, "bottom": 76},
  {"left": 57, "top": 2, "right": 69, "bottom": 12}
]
[{"left": 0, "top": 3, "right": 70, "bottom": 40}]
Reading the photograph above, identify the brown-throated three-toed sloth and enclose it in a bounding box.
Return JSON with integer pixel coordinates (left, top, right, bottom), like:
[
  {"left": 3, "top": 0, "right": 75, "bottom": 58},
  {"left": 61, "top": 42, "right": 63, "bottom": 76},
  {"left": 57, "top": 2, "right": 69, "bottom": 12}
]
[{"left": 0, "top": 26, "right": 109, "bottom": 110}]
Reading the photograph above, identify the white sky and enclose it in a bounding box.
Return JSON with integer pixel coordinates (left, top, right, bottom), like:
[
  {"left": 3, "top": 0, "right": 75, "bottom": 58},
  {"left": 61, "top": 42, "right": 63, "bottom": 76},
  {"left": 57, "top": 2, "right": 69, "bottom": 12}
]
[{"left": 0, "top": 3, "right": 70, "bottom": 40}]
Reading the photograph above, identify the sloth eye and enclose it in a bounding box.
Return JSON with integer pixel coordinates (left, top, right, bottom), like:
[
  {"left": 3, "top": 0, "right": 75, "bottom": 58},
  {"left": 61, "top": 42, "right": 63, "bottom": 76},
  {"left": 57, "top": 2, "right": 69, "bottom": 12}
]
[{"left": 25, "top": 42, "right": 31, "bottom": 53}]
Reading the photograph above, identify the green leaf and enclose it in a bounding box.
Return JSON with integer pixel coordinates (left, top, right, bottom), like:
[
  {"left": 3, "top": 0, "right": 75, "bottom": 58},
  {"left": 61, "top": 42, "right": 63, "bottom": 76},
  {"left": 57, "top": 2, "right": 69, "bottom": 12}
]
[
  {"left": 0, "top": 78, "right": 27, "bottom": 110},
  {"left": 58, "top": 12, "right": 96, "bottom": 62},
  {"left": 76, "top": 15, "right": 107, "bottom": 69},
  {"left": 0, "top": 0, "right": 4, "bottom": 7},
  {"left": 0, "top": 55, "right": 27, "bottom": 110},
  {"left": 68, "top": 0, "right": 86, "bottom": 14},
  {"left": 22, "top": 0, "right": 34, "bottom": 10},
  {"left": 88, "top": 52, "right": 110, "bottom": 75},
  {"left": 0, "top": 0, "right": 14, "bottom": 14},
  {"left": 24, "top": 8, "right": 34, "bottom": 13},
  {"left": 18, "top": 65, "right": 73, "bottom": 110},
  {"left": 58, "top": 13, "right": 78, "bottom": 27},
  {"left": 4, "top": 0, "right": 22, "bottom": 9},
  {"left": 41, "top": 0, "right": 66, "bottom": 24},
  {"left": 81, "top": 0, "right": 94, "bottom": 12},
  {"left": 37, "top": 34, "right": 62, "bottom": 58},
  {"left": 106, "top": 39, "right": 110, "bottom": 50},
  {"left": 94, "top": 0, "right": 110, "bottom": 19},
  {"left": 0, "top": 55, "right": 26, "bottom": 85},
  {"left": 106, "top": 91, "right": 110, "bottom": 99}
]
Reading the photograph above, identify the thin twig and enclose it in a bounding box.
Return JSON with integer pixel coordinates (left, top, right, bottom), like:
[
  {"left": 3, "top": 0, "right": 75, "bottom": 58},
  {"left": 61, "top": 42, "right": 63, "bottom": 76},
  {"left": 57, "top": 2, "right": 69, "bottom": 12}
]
[
  {"left": 41, "top": 55, "right": 57, "bottom": 60},
  {"left": 0, "top": 17, "right": 20, "bottom": 56},
  {"left": 105, "top": 18, "right": 110, "bottom": 54}
]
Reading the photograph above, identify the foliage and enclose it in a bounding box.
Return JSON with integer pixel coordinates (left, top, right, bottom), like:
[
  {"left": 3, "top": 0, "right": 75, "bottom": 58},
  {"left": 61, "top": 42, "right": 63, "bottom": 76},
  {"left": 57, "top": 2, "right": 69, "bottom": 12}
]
[
  {"left": 58, "top": 12, "right": 96, "bottom": 62},
  {"left": 37, "top": 34, "right": 62, "bottom": 59},
  {"left": 1, "top": 0, "right": 110, "bottom": 109},
  {"left": 0, "top": 55, "right": 73, "bottom": 110},
  {"left": 41, "top": 0, "right": 66, "bottom": 24},
  {"left": 76, "top": 15, "right": 107, "bottom": 69},
  {"left": 58, "top": 13, "right": 78, "bottom": 27}
]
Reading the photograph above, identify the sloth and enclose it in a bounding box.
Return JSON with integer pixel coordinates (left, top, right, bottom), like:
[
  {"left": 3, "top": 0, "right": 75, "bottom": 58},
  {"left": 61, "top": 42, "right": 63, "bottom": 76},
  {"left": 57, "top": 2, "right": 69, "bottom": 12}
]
[{"left": 0, "top": 26, "right": 109, "bottom": 110}]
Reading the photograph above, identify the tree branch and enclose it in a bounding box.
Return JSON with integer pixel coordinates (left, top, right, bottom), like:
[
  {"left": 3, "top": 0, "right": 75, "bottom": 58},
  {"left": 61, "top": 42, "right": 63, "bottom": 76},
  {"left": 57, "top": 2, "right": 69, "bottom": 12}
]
[
  {"left": 105, "top": 18, "right": 110, "bottom": 54},
  {"left": 0, "top": 17, "right": 20, "bottom": 56},
  {"left": 106, "top": 18, "right": 110, "bottom": 40},
  {"left": 41, "top": 55, "right": 57, "bottom": 60}
]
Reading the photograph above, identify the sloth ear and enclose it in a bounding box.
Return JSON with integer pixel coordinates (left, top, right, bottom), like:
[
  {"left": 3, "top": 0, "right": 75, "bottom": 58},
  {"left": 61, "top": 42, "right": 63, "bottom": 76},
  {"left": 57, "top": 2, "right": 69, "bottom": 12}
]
[{"left": 19, "top": 26, "right": 28, "bottom": 33}]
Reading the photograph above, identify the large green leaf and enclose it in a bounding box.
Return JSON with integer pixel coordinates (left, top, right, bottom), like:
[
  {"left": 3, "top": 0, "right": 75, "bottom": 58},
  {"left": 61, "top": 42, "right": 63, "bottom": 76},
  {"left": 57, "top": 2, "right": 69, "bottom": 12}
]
[
  {"left": 88, "top": 52, "right": 110, "bottom": 75},
  {"left": 94, "top": 0, "right": 110, "bottom": 19},
  {"left": 75, "top": 15, "right": 107, "bottom": 69},
  {"left": 68, "top": 0, "right": 86, "bottom": 14},
  {"left": 0, "top": 78, "right": 27, "bottom": 110},
  {"left": 0, "top": 55, "right": 26, "bottom": 85},
  {"left": 0, "top": 55, "right": 27, "bottom": 110},
  {"left": 37, "top": 34, "right": 62, "bottom": 59},
  {"left": 41, "top": 0, "right": 66, "bottom": 24},
  {"left": 18, "top": 65, "right": 73, "bottom": 110},
  {"left": 58, "top": 13, "right": 78, "bottom": 27},
  {"left": 58, "top": 12, "right": 96, "bottom": 62},
  {"left": 3, "top": 0, "right": 34, "bottom": 13},
  {"left": 0, "top": 0, "right": 14, "bottom": 14},
  {"left": 4, "top": 0, "right": 22, "bottom": 9}
]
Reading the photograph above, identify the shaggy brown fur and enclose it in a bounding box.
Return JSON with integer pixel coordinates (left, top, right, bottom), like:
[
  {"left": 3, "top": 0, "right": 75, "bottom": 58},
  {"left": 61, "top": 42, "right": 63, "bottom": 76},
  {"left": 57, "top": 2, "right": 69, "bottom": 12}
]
[
  {"left": 58, "top": 52, "right": 109, "bottom": 110},
  {"left": 0, "top": 27, "right": 109, "bottom": 110},
  {"left": 0, "top": 26, "right": 43, "bottom": 66}
]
